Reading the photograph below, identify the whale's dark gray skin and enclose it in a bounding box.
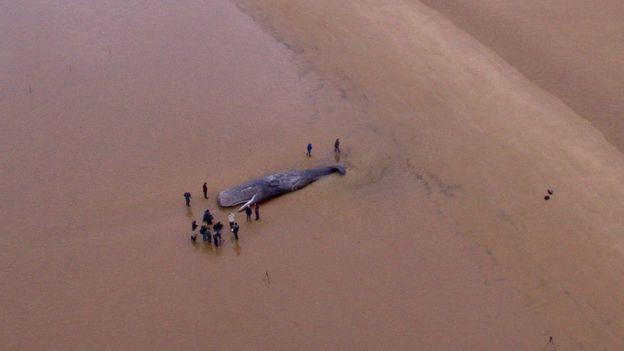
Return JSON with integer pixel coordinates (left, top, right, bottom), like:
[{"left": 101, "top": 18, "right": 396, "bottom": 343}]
[{"left": 217, "top": 165, "right": 346, "bottom": 210}]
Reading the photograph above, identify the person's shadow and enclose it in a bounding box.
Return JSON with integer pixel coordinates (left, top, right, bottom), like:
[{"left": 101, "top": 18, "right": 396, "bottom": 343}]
[
  {"left": 186, "top": 207, "right": 194, "bottom": 219},
  {"left": 230, "top": 237, "right": 242, "bottom": 256}
]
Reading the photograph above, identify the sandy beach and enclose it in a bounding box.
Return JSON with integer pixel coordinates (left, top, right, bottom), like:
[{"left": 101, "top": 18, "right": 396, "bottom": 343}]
[{"left": 2, "top": 0, "right": 624, "bottom": 349}]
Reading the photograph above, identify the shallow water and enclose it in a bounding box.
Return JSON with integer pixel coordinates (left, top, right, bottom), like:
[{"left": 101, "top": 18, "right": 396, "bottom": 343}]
[
  {"left": 0, "top": 0, "right": 350, "bottom": 348},
  {"left": 2, "top": 0, "right": 624, "bottom": 350}
]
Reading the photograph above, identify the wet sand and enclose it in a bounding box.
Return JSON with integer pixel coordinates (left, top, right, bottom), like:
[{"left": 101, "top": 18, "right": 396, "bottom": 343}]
[{"left": 2, "top": 0, "right": 624, "bottom": 349}]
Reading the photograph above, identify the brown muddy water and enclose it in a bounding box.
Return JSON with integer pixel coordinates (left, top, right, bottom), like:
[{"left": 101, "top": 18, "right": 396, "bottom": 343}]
[{"left": 2, "top": 0, "right": 624, "bottom": 350}]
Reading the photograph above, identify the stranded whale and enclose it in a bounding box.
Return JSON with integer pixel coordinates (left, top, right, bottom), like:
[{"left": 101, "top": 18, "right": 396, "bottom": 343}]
[{"left": 217, "top": 165, "right": 346, "bottom": 210}]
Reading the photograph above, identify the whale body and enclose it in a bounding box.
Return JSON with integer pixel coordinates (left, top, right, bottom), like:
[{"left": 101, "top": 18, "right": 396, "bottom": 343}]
[{"left": 217, "top": 165, "right": 346, "bottom": 210}]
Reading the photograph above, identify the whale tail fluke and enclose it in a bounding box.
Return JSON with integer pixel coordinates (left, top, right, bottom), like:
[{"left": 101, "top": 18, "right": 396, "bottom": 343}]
[
  {"left": 334, "top": 165, "right": 346, "bottom": 175},
  {"left": 308, "top": 165, "right": 347, "bottom": 180}
]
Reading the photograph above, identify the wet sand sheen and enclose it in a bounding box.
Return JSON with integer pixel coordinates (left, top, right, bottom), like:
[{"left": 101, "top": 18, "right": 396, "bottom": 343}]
[
  {"left": 2, "top": 0, "right": 624, "bottom": 350},
  {"left": 0, "top": 0, "right": 353, "bottom": 348}
]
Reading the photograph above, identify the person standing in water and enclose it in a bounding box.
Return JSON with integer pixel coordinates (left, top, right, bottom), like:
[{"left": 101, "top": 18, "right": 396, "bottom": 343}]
[
  {"left": 202, "top": 182, "right": 208, "bottom": 199},
  {"left": 231, "top": 222, "right": 240, "bottom": 240},
  {"left": 228, "top": 212, "right": 236, "bottom": 229},
  {"left": 213, "top": 221, "right": 224, "bottom": 233},
  {"left": 213, "top": 231, "right": 222, "bottom": 247},
  {"left": 306, "top": 143, "right": 313, "bottom": 157},
  {"left": 334, "top": 138, "right": 340, "bottom": 153},
  {"left": 244, "top": 206, "right": 252, "bottom": 222},
  {"left": 199, "top": 224, "right": 211, "bottom": 243},
  {"left": 190, "top": 220, "right": 199, "bottom": 242},
  {"left": 213, "top": 222, "right": 223, "bottom": 247},
  {"left": 183, "top": 192, "right": 192, "bottom": 207},
  {"left": 254, "top": 203, "right": 260, "bottom": 221}
]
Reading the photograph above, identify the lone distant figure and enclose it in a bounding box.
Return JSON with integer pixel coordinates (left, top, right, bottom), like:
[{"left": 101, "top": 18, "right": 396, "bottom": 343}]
[
  {"left": 231, "top": 222, "right": 240, "bottom": 240},
  {"left": 213, "top": 221, "right": 224, "bottom": 233},
  {"left": 334, "top": 138, "right": 340, "bottom": 153},
  {"left": 244, "top": 206, "right": 252, "bottom": 222},
  {"left": 203, "top": 182, "right": 208, "bottom": 199},
  {"left": 228, "top": 212, "right": 236, "bottom": 229},
  {"left": 254, "top": 203, "right": 260, "bottom": 221},
  {"left": 192, "top": 220, "right": 198, "bottom": 232},
  {"left": 306, "top": 143, "right": 312, "bottom": 157},
  {"left": 183, "top": 192, "right": 192, "bottom": 207}
]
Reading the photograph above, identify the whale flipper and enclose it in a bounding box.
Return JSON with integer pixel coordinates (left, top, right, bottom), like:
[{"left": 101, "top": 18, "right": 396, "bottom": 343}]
[{"left": 237, "top": 194, "right": 257, "bottom": 212}]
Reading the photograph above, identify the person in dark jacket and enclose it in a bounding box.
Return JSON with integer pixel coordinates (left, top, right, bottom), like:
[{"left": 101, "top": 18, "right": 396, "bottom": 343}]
[
  {"left": 306, "top": 143, "right": 312, "bottom": 157},
  {"left": 203, "top": 209, "right": 214, "bottom": 225},
  {"left": 190, "top": 220, "right": 198, "bottom": 242},
  {"left": 199, "top": 225, "right": 211, "bottom": 243},
  {"left": 213, "top": 230, "right": 222, "bottom": 247},
  {"left": 213, "top": 222, "right": 224, "bottom": 247},
  {"left": 254, "top": 203, "right": 260, "bottom": 221},
  {"left": 244, "top": 206, "right": 252, "bottom": 222},
  {"left": 192, "top": 220, "right": 198, "bottom": 232},
  {"left": 213, "top": 222, "right": 224, "bottom": 233},
  {"left": 334, "top": 138, "right": 340, "bottom": 153},
  {"left": 183, "top": 192, "right": 192, "bottom": 207},
  {"left": 202, "top": 182, "right": 208, "bottom": 199}
]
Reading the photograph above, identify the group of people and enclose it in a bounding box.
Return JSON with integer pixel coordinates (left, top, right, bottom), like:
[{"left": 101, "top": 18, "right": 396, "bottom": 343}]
[
  {"left": 189, "top": 205, "right": 259, "bottom": 247},
  {"left": 185, "top": 188, "right": 262, "bottom": 246},
  {"left": 183, "top": 139, "right": 342, "bottom": 247}
]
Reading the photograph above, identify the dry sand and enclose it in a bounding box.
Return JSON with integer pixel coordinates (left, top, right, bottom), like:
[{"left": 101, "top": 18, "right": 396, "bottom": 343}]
[
  {"left": 419, "top": 0, "right": 624, "bottom": 152},
  {"left": 1, "top": 0, "right": 624, "bottom": 350}
]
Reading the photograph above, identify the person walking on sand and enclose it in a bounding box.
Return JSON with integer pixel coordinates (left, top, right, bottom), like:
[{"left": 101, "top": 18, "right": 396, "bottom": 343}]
[
  {"left": 183, "top": 192, "right": 192, "bottom": 207},
  {"left": 228, "top": 212, "right": 236, "bottom": 229},
  {"left": 254, "top": 203, "right": 260, "bottom": 221},
  {"left": 231, "top": 222, "right": 240, "bottom": 240},
  {"left": 202, "top": 182, "right": 208, "bottom": 199},
  {"left": 306, "top": 143, "right": 312, "bottom": 157},
  {"left": 244, "top": 205, "right": 252, "bottom": 222},
  {"left": 334, "top": 138, "right": 340, "bottom": 153},
  {"left": 192, "top": 220, "right": 198, "bottom": 232}
]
